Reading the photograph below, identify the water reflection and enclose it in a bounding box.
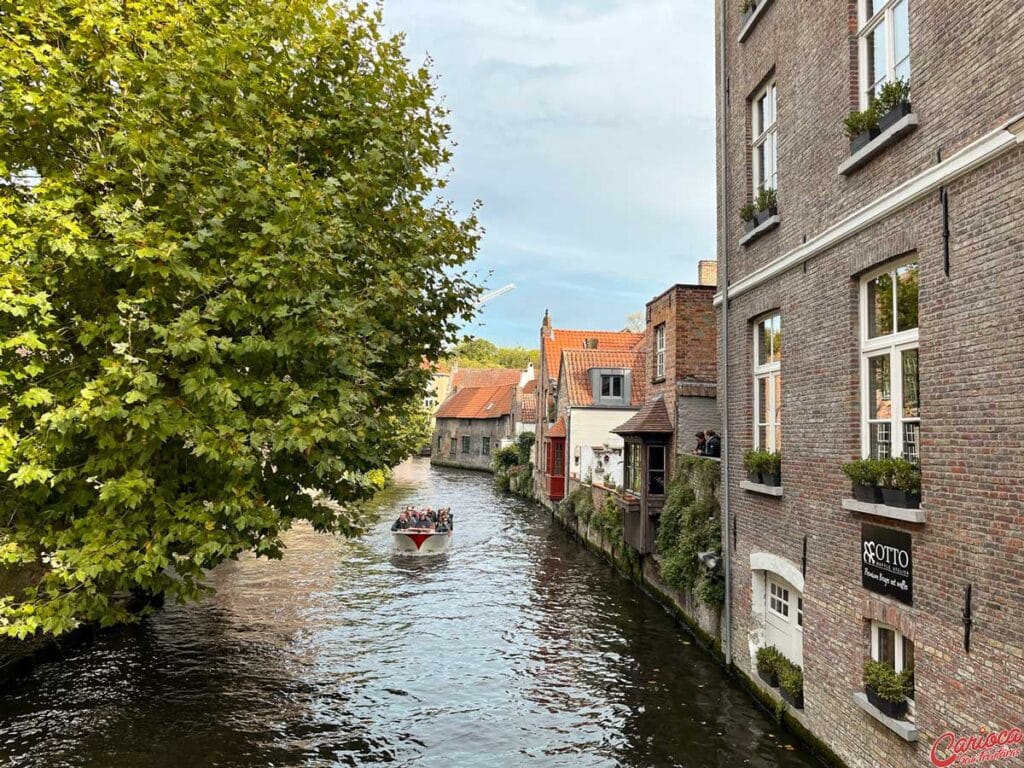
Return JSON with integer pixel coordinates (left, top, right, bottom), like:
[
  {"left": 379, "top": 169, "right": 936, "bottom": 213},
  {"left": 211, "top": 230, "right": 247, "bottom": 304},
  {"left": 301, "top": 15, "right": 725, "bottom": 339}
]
[{"left": 0, "top": 459, "right": 819, "bottom": 768}]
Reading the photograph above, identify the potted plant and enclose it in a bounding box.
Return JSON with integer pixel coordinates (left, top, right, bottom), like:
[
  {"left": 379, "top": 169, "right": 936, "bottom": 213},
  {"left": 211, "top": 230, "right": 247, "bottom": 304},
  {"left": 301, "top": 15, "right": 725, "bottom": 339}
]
[
  {"left": 874, "top": 78, "right": 912, "bottom": 133},
  {"left": 754, "top": 187, "right": 777, "bottom": 225},
  {"left": 756, "top": 645, "right": 782, "bottom": 687},
  {"left": 740, "top": 202, "right": 758, "bottom": 233},
  {"left": 740, "top": 0, "right": 758, "bottom": 24},
  {"left": 743, "top": 449, "right": 768, "bottom": 483},
  {"left": 843, "top": 108, "right": 880, "bottom": 153},
  {"left": 863, "top": 660, "right": 913, "bottom": 720},
  {"left": 763, "top": 451, "right": 782, "bottom": 487},
  {"left": 842, "top": 458, "right": 882, "bottom": 503},
  {"left": 778, "top": 658, "right": 804, "bottom": 709},
  {"left": 881, "top": 458, "right": 921, "bottom": 509}
]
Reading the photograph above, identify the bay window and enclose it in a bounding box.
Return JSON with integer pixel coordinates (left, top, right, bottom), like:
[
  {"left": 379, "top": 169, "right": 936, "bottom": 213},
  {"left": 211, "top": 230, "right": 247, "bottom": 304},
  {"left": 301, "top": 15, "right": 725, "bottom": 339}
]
[
  {"left": 859, "top": 0, "right": 911, "bottom": 108},
  {"left": 860, "top": 260, "right": 919, "bottom": 462},
  {"left": 624, "top": 442, "right": 642, "bottom": 495},
  {"left": 753, "top": 313, "right": 782, "bottom": 452},
  {"left": 752, "top": 80, "right": 777, "bottom": 196}
]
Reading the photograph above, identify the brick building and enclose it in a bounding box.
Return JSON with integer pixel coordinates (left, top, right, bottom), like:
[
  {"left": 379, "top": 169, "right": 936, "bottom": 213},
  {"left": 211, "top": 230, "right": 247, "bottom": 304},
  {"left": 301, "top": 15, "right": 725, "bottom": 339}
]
[
  {"left": 430, "top": 385, "right": 516, "bottom": 471},
  {"left": 715, "top": 1, "right": 1024, "bottom": 766},
  {"left": 614, "top": 282, "right": 719, "bottom": 554}
]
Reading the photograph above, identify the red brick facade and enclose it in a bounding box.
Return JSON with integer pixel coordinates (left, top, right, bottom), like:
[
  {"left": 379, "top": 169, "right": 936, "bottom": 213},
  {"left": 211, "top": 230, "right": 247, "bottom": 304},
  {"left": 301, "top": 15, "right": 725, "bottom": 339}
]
[{"left": 717, "top": 2, "right": 1024, "bottom": 767}]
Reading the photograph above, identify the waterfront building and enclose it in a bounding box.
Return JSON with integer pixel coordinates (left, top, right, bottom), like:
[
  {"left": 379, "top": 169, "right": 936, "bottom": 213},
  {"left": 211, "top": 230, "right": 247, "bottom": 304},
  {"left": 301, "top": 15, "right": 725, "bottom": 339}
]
[
  {"left": 614, "top": 279, "right": 718, "bottom": 554},
  {"left": 534, "top": 315, "right": 644, "bottom": 502},
  {"left": 555, "top": 347, "right": 647, "bottom": 493},
  {"left": 715, "top": 1, "right": 1024, "bottom": 765},
  {"left": 430, "top": 384, "right": 516, "bottom": 471}
]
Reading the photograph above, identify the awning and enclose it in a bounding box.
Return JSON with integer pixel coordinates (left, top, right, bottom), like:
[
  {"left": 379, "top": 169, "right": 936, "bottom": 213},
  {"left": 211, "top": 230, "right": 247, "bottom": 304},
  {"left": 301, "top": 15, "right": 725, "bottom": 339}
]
[
  {"left": 547, "top": 417, "right": 567, "bottom": 438},
  {"left": 612, "top": 396, "right": 673, "bottom": 435}
]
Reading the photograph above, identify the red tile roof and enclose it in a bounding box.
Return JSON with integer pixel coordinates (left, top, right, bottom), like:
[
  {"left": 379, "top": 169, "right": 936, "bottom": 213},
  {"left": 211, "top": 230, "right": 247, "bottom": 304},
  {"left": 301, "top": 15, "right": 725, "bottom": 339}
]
[
  {"left": 435, "top": 385, "right": 515, "bottom": 420},
  {"left": 521, "top": 378, "right": 538, "bottom": 395},
  {"left": 560, "top": 349, "right": 647, "bottom": 407},
  {"left": 451, "top": 367, "right": 521, "bottom": 391},
  {"left": 519, "top": 392, "right": 537, "bottom": 423},
  {"left": 547, "top": 417, "right": 566, "bottom": 438},
  {"left": 542, "top": 329, "right": 644, "bottom": 382}
]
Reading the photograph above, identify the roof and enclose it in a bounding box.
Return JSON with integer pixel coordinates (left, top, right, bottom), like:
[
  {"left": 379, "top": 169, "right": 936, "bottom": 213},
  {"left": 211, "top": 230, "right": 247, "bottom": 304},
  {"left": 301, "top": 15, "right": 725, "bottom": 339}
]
[
  {"left": 560, "top": 349, "right": 647, "bottom": 407},
  {"left": 435, "top": 385, "right": 515, "bottom": 420},
  {"left": 542, "top": 329, "right": 644, "bottom": 382},
  {"left": 451, "top": 367, "right": 521, "bottom": 391},
  {"left": 521, "top": 378, "right": 537, "bottom": 395},
  {"left": 612, "top": 396, "right": 674, "bottom": 435},
  {"left": 547, "top": 417, "right": 566, "bottom": 438},
  {"left": 519, "top": 392, "right": 537, "bottom": 423}
]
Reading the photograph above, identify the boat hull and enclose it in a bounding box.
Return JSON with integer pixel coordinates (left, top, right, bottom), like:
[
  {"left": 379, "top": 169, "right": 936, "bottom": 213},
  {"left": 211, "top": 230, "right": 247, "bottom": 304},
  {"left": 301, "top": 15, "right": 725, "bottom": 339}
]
[{"left": 392, "top": 531, "right": 452, "bottom": 554}]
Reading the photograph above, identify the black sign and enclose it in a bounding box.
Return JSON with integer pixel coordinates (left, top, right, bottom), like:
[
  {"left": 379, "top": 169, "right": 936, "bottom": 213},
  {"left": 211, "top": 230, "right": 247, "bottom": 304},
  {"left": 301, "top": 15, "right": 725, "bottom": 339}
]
[{"left": 861, "top": 523, "right": 913, "bottom": 605}]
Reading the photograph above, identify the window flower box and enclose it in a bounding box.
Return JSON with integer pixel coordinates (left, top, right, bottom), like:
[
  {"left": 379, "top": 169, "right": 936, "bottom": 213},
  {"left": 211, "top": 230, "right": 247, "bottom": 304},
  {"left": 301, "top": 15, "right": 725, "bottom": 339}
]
[
  {"left": 742, "top": 2, "right": 757, "bottom": 26},
  {"left": 756, "top": 645, "right": 782, "bottom": 687},
  {"left": 880, "top": 487, "right": 920, "bottom": 509},
  {"left": 877, "top": 101, "right": 912, "bottom": 133},
  {"left": 852, "top": 483, "right": 883, "bottom": 503},
  {"left": 850, "top": 126, "right": 881, "bottom": 154},
  {"left": 866, "top": 685, "right": 907, "bottom": 720}
]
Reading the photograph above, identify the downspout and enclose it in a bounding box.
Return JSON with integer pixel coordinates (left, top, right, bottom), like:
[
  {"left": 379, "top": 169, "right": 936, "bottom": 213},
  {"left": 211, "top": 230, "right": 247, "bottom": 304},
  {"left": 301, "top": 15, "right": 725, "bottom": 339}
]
[{"left": 717, "top": 0, "right": 733, "bottom": 668}]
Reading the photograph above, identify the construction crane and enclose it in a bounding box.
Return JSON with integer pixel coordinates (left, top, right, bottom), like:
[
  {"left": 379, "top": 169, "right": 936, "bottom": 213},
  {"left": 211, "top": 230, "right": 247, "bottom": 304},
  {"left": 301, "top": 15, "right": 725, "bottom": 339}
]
[{"left": 476, "top": 283, "right": 516, "bottom": 307}]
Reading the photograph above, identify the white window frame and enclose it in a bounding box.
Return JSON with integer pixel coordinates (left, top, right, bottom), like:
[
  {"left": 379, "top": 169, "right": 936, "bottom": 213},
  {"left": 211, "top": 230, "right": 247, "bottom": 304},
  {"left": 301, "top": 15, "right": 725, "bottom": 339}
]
[
  {"left": 601, "top": 374, "right": 623, "bottom": 399},
  {"left": 768, "top": 579, "right": 790, "bottom": 620},
  {"left": 870, "top": 620, "right": 915, "bottom": 709},
  {"left": 859, "top": 260, "right": 919, "bottom": 461},
  {"left": 654, "top": 324, "right": 666, "bottom": 380},
  {"left": 751, "top": 80, "right": 778, "bottom": 196},
  {"left": 753, "top": 312, "right": 781, "bottom": 452},
  {"left": 858, "top": 0, "right": 911, "bottom": 109}
]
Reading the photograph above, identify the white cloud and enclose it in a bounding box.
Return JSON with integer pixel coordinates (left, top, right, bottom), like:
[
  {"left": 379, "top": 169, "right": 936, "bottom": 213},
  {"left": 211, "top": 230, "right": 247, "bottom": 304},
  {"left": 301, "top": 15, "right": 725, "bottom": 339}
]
[{"left": 382, "top": 0, "right": 716, "bottom": 345}]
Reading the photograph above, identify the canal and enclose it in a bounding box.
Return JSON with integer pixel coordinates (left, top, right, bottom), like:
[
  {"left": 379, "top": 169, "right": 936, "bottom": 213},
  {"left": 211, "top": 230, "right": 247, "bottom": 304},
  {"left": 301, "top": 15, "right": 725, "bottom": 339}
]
[{"left": 0, "top": 459, "right": 821, "bottom": 768}]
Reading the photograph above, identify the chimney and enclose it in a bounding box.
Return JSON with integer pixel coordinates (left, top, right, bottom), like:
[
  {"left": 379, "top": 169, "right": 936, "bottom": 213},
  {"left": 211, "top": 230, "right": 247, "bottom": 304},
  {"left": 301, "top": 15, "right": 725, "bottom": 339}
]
[
  {"left": 519, "top": 362, "right": 535, "bottom": 388},
  {"left": 698, "top": 260, "right": 718, "bottom": 287},
  {"left": 584, "top": 338, "right": 599, "bottom": 350}
]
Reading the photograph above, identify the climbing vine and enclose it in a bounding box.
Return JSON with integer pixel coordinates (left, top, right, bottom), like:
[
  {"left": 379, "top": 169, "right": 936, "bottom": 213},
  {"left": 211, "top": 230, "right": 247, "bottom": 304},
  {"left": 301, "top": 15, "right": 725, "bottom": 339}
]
[{"left": 656, "top": 456, "right": 724, "bottom": 608}]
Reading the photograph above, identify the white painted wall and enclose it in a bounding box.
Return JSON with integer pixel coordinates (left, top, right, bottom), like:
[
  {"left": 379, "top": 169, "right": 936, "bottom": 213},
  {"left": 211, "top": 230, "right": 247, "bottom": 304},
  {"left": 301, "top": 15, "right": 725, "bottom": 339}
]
[{"left": 567, "top": 408, "right": 634, "bottom": 484}]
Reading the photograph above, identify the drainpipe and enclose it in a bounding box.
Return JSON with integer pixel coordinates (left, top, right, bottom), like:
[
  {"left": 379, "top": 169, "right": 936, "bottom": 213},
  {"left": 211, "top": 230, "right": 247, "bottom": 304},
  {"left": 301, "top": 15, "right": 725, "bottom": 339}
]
[{"left": 717, "top": 0, "right": 733, "bottom": 669}]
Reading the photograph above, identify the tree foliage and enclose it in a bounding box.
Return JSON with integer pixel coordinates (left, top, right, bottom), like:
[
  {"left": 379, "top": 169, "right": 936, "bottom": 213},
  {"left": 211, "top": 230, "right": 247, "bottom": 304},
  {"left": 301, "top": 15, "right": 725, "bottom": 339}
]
[
  {"left": 449, "top": 337, "right": 538, "bottom": 370},
  {"left": 0, "top": 0, "right": 480, "bottom": 637}
]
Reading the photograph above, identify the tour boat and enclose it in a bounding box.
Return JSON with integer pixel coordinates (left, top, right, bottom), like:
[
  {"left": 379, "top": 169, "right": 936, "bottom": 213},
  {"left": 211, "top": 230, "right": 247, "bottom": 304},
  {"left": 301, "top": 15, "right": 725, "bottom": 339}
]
[{"left": 392, "top": 529, "right": 452, "bottom": 555}]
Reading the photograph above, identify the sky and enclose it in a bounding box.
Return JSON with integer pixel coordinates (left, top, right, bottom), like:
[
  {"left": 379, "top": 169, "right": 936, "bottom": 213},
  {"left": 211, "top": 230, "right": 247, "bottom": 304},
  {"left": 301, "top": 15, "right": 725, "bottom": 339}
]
[{"left": 382, "top": 0, "right": 717, "bottom": 349}]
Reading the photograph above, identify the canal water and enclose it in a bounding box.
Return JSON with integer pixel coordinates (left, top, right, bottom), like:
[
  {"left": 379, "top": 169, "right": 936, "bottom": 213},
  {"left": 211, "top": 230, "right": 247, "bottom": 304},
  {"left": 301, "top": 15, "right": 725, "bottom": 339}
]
[{"left": 0, "top": 459, "right": 820, "bottom": 768}]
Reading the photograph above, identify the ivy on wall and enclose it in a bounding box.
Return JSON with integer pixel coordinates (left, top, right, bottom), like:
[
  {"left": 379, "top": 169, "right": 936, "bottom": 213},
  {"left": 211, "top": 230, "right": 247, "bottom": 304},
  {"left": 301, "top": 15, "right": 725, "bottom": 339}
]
[{"left": 656, "top": 456, "right": 724, "bottom": 608}]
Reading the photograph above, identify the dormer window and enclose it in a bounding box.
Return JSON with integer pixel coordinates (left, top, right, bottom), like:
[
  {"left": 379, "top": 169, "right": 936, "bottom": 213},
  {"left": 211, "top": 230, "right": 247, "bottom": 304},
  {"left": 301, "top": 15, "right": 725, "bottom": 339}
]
[
  {"left": 591, "top": 368, "right": 632, "bottom": 406},
  {"left": 601, "top": 374, "right": 623, "bottom": 399}
]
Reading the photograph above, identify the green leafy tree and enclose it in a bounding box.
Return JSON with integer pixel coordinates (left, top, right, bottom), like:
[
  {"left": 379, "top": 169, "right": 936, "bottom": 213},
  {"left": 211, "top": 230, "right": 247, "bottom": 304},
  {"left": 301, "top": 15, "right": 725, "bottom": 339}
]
[
  {"left": 449, "top": 337, "right": 538, "bottom": 370},
  {"left": 0, "top": 0, "right": 480, "bottom": 638}
]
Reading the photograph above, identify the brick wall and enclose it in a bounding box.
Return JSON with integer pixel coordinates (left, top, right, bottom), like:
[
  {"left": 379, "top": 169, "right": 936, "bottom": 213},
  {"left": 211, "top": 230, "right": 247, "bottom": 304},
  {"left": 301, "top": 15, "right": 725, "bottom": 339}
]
[
  {"left": 717, "top": 1, "right": 1024, "bottom": 766},
  {"left": 430, "top": 416, "right": 511, "bottom": 472}
]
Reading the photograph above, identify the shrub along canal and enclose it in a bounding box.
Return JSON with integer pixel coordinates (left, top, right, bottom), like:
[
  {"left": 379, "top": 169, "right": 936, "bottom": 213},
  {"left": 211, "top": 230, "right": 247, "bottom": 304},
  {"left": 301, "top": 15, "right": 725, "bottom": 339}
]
[{"left": 0, "top": 459, "right": 821, "bottom": 767}]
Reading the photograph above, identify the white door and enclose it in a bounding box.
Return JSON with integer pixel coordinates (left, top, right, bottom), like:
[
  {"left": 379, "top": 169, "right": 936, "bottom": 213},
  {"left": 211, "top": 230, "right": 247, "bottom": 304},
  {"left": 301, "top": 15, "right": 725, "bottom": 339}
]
[{"left": 764, "top": 576, "right": 803, "bottom": 666}]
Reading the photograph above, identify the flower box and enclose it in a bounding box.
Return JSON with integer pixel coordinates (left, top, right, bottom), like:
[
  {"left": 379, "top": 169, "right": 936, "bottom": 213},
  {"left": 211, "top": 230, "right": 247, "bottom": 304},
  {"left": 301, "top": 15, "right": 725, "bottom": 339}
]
[
  {"left": 877, "top": 100, "right": 912, "bottom": 133},
  {"left": 866, "top": 685, "right": 908, "bottom": 720},
  {"left": 780, "top": 685, "right": 803, "bottom": 709},
  {"left": 850, "top": 127, "right": 881, "bottom": 154},
  {"left": 880, "top": 487, "right": 921, "bottom": 509},
  {"left": 852, "top": 483, "right": 882, "bottom": 504},
  {"left": 758, "top": 666, "right": 779, "bottom": 687}
]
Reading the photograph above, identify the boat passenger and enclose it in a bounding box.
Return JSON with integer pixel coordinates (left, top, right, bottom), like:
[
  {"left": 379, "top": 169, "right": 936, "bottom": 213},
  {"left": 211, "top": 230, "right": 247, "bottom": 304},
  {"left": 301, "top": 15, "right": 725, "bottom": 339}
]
[
  {"left": 391, "top": 510, "right": 412, "bottom": 531},
  {"left": 435, "top": 511, "right": 451, "bottom": 533},
  {"left": 414, "top": 512, "right": 436, "bottom": 531}
]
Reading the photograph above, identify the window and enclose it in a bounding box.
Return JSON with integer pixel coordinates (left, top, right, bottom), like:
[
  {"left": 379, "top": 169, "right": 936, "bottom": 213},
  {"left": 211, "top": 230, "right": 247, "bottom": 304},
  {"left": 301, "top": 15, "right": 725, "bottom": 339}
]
[
  {"left": 752, "top": 80, "right": 778, "bottom": 196},
  {"left": 437, "top": 435, "right": 443, "bottom": 450},
  {"left": 768, "top": 579, "right": 790, "bottom": 619},
  {"left": 461, "top": 436, "right": 471, "bottom": 454},
  {"left": 624, "top": 442, "right": 642, "bottom": 495},
  {"left": 449, "top": 438, "right": 456, "bottom": 459},
  {"left": 858, "top": 0, "right": 910, "bottom": 108},
  {"left": 797, "top": 597, "right": 804, "bottom": 628},
  {"left": 654, "top": 324, "right": 666, "bottom": 379},
  {"left": 871, "top": 621, "right": 915, "bottom": 702},
  {"left": 482, "top": 437, "right": 491, "bottom": 456},
  {"left": 552, "top": 443, "right": 564, "bottom": 476},
  {"left": 753, "top": 313, "right": 782, "bottom": 452},
  {"left": 601, "top": 374, "right": 623, "bottom": 399},
  {"left": 861, "top": 260, "right": 919, "bottom": 462},
  {"left": 647, "top": 445, "right": 666, "bottom": 495}
]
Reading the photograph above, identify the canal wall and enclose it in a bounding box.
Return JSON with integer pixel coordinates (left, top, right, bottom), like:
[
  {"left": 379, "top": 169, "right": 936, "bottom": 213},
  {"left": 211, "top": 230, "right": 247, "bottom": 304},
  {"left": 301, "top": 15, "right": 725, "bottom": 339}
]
[{"left": 518, "top": 471, "right": 849, "bottom": 768}]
